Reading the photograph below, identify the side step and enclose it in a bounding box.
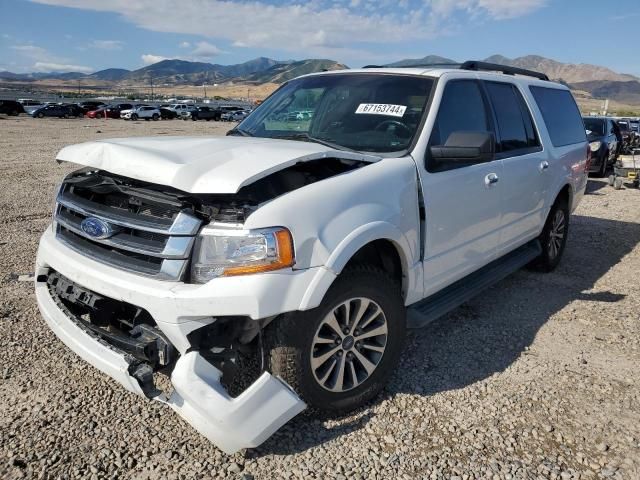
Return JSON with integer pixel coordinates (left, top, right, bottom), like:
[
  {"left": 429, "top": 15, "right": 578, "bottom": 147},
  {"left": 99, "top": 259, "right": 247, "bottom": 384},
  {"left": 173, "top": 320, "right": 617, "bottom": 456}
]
[{"left": 407, "top": 240, "right": 542, "bottom": 329}]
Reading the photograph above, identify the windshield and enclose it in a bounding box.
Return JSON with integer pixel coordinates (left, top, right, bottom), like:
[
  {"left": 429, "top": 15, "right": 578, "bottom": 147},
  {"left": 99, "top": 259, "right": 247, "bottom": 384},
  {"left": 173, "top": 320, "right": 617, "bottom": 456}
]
[
  {"left": 238, "top": 73, "right": 435, "bottom": 153},
  {"left": 618, "top": 121, "right": 630, "bottom": 131},
  {"left": 583, "top": 118, "right": 605, "bottom": 136}
]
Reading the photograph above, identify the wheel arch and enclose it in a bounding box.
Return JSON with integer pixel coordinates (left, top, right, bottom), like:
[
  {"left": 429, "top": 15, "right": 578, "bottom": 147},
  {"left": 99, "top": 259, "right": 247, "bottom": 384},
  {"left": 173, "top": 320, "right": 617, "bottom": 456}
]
[{"left": 299, "top": 222, "right": 420, "bottom": 310}]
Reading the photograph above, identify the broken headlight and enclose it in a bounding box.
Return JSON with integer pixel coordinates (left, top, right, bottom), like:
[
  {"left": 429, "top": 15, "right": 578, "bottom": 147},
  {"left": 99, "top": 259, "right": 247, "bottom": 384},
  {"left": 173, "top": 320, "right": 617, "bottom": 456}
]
[{"left": 190, "top": 226, "right": 295, "bottom": 283}]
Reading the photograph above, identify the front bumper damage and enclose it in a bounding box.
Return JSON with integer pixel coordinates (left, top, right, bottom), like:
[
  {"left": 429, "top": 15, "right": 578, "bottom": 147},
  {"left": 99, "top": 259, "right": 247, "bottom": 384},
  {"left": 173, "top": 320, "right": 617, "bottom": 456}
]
[{"left": 35, "top": 231, "right": 307, "bottom": 454}]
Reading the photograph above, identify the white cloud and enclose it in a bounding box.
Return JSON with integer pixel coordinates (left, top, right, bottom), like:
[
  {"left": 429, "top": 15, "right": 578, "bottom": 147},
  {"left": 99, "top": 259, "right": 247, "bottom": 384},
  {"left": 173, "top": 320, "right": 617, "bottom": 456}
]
[
  {"left": 179, "top": 41, "right": 191, "bottom": 48},
  {"left": 11, "top": 45, "right": 50, "bottom": 60},
  {"left": 28, "top": 0, "right": 547, "bottom": 58},
  {"left": 89, "top": 39, "right": 124, "bottom": 50},
  {"left": 141, "top": 54, "right": 169, "bottom": 65},
  {"left": 34, "top": 61, "right": 93, "bottom": 73},
  {"left": 191, "top": 41, "right": 222, "bottom": 58}
]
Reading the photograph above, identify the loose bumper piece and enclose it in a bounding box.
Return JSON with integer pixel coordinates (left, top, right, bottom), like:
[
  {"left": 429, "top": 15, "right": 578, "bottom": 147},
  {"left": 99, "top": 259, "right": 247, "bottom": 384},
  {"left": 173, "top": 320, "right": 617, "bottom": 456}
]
[{"left": 35, "top": 280, "right": 306, "bottom": 454}]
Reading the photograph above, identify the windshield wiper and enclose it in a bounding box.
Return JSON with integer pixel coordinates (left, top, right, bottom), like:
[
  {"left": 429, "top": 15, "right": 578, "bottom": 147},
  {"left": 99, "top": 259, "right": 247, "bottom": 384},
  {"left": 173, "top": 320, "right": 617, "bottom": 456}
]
[
  {"left": 226, "top": 127, "right": 254, "bottom": 137},
  {"left": 271, "top": 132, "right": 354, "bottom": 152}
]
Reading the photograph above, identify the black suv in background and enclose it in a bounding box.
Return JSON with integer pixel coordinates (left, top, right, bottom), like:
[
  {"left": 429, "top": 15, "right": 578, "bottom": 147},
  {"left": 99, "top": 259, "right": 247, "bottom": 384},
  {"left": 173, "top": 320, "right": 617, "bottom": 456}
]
[
  {"left": 186, "top": 106, "right": 221, "bottom": 121},
  {"left": 0, "top": 100, "right": 25, "bottom": 116},
  {"left": 583, "top": 116, "right": 619, "bottom": 176}
]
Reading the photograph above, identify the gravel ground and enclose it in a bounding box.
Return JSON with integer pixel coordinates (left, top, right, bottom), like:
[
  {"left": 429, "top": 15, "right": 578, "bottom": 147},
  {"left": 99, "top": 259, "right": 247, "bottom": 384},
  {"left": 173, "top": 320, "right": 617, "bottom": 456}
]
[{"left": 1, "top": 116, "right": 639, "bottom": 480}]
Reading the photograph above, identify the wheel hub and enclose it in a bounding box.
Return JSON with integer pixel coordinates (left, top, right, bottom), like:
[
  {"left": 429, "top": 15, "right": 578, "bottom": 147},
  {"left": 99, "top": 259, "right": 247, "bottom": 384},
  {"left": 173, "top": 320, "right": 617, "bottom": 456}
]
[{"left": 341, "top": 335, "right": 355, "bottom": 350}]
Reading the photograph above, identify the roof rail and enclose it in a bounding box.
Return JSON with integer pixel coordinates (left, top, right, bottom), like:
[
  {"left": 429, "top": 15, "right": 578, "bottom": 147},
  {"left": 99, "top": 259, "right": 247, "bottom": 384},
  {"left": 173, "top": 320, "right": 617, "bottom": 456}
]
[{"left": 460, "top": 60, "right": 549, "bottom": 81}]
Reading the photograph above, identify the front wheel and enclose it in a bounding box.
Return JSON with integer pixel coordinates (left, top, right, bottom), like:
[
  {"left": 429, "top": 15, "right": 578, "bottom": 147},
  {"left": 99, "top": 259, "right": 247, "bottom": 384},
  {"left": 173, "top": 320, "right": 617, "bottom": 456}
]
[
  {"left": 266, "top": 267, "right": 406, "bottom": 413},
  {"left": 152, "top": 113, "right": 159, "bottom": 121},
  {"left": 529, "top": 198, "right": 570, "bottom": 272},
  {"left": 131, "top": 113, "right": 138, "bottom": 121}
]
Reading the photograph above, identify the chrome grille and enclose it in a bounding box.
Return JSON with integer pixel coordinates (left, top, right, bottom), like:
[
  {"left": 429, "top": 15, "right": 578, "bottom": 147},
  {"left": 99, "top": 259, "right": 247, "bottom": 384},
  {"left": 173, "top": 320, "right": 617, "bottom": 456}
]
[{"left": 54, "top": 176, "right": 202, "bottom": 281}]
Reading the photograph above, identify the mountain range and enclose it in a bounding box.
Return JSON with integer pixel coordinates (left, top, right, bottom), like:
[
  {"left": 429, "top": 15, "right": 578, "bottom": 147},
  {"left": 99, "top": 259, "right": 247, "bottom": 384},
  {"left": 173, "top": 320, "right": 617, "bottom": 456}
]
[{"left": 1, "top": 54, "right": 639, "bottom": 106}]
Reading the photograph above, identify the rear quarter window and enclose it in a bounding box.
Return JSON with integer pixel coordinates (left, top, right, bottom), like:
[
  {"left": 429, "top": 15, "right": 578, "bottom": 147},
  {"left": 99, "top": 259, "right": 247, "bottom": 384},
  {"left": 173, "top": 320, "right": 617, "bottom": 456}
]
[{"left": 529, "top": 86, "right": 586, "bottom": 147}]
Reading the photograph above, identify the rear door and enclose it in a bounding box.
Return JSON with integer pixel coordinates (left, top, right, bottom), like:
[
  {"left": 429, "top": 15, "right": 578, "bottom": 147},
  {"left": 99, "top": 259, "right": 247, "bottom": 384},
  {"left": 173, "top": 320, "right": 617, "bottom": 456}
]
[
  {"left": 421, "top": 79, "right": 504, "bottom": 296},
  {"left": 484, "top": 80, "right": 547, "bottom": 253}
]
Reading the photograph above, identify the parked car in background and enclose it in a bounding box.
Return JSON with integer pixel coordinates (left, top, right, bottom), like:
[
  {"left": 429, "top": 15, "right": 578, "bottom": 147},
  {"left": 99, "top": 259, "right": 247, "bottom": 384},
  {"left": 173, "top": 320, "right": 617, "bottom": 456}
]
[
  {"left": 88, "top": 103, "right": 134, "bottom": 119},
  {"left": 184, "top": 106, "right": 221, "bottom": 121},
  {"left": 0, "top": 99, "right": 25, "bottom": 116},
  {"left": 119, "top": 104, "right": 149, "bottom": 118},
  {"left": 583, "top": 116, "right": 618, "bottom": 176},
  {"left": 77, "top": 101, "right": 106, "bottom": 114},
  {"left": 32, "top": 104, "right": 76, "bottom": 118},
  {"left": 18, "top": 99, "right": 44, "bottom": 114},
  {"left": 221, "top": 109, "right": 250, "bottom": 121},
  {"left": 121, "top": 105, "right": 160, "bottom": 121},
  {"left": 35, "top": 62, "right": 588, "bottom": 454},
  {"left": 61, "top": 104, "right": 85, "bottom": 118},
  {"left": 159, "top": 107, "right": 178, "bottom": 120},
  {"left": 167, "top": 104, "right": 196, "bottom": 117}
]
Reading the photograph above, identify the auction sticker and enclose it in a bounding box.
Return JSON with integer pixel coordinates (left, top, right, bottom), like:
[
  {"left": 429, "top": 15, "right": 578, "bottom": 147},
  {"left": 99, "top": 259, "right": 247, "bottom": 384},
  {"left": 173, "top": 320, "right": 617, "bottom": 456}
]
[{"left": 355, "top": 103, "right": 406, "bottom": 117}]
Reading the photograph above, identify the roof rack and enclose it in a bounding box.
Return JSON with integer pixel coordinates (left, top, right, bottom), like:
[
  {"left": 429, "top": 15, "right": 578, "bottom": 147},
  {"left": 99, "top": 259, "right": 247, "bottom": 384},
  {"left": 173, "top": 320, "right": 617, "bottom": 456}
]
[
  {"left": 361, "top": 60, "right": 549, "bottom": 81},
  {"left": 460, "top": 60, "right": 549, "bottom": 81}
]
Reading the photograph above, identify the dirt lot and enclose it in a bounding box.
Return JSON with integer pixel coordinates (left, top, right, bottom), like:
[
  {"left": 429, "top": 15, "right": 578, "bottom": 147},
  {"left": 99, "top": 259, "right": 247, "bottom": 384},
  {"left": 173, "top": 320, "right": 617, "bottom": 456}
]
[{"left": 0, "top": 116, "right": 639, "bottom": 480}]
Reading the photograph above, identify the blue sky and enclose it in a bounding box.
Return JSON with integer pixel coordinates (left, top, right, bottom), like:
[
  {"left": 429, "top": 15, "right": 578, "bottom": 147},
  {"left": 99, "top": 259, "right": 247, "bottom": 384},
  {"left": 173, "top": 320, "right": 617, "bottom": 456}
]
[{"left": 1, "top": 0, "right": 639, "bottom": 75}]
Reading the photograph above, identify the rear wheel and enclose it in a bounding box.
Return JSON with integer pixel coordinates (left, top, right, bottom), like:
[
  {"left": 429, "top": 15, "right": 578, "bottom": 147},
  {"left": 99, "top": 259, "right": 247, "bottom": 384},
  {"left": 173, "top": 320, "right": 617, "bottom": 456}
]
[
  {"left": 37, "top": 112, "right": 44, "bottom": 118},
  {"left": 529, "top": 197, "right": 570, "bottom": 272},
  {"left": 131, "top": 113, "right": 138, "bottom": 121},
  {"left": 608, "top": 174, "right": 616, "bottom": 186},
  {"left": 266, "top": 267, "right": 406, "bottom": 413},
  {"left": 152, "top": 113, "right": 159, "bottom": 121}
]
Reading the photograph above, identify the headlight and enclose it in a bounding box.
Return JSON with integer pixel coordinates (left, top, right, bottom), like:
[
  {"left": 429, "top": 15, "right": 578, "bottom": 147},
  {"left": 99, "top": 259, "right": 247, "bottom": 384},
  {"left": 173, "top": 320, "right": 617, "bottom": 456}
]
[
  {"left": 589, "top": 141, "right": 602, "bottom": 152},
  {"left": 191, "top": 226, "right": 295, "bottom": 283}
]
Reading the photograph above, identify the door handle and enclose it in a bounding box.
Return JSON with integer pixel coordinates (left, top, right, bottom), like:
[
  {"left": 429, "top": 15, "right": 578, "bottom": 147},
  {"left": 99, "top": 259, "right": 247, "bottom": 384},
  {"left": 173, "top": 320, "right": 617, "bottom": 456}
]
[
  {"left": 539, "top": 161, "right": 550, "bottom": 171},
  {"left": 485, "top": 173, "right": 499, "bottom": 186}
]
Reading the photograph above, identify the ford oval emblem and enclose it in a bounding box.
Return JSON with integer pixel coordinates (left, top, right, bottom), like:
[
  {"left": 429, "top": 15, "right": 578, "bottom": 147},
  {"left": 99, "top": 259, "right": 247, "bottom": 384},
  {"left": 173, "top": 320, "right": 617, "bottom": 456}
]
[{"left": 80, "top": 217, "right": 115, "bottom": 239}]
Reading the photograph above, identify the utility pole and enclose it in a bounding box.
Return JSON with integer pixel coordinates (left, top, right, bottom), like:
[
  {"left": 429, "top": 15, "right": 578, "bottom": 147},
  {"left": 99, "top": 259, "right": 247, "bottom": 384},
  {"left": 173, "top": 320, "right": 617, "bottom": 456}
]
[
  {"left": 149, "top": 75, "right": 154, "bottom": 102},
  {"left": 203, "top": 83, "right": 207, "bottom": 99}
]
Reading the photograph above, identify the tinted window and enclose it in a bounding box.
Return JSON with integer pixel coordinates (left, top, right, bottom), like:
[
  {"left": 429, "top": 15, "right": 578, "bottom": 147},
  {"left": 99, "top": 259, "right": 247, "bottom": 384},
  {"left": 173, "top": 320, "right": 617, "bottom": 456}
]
[
  {"left": 583, "top": 118, "right": 605, "bottom": 136},
  {"left": 430, "top": 80, "right": 489, "bottom": 147},
  {"left": 530, "top": 86, "right": 585, "bottom": 147},
  {"left": 486, "top": 82, "right": 529, "bottom": 153}
]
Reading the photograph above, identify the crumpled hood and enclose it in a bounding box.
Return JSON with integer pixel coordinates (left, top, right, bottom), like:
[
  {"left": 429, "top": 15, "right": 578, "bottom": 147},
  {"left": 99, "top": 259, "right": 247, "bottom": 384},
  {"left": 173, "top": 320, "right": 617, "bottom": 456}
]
[{"left": 56, "top": 136, "right": 380, "bottom": 193}]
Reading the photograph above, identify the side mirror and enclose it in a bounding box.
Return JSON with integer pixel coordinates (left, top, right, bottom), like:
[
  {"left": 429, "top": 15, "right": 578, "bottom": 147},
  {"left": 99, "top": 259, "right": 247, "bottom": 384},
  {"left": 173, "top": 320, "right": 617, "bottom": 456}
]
[{"left": 430, "top": 131, "right": 495, "bottom": 164}]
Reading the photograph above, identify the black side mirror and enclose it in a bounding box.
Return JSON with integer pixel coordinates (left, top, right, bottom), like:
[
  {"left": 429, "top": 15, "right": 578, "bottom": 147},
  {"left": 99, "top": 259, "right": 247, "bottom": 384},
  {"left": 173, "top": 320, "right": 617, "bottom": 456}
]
[{"left": 430, "top": 131, "right": 495, "bottom": 164}]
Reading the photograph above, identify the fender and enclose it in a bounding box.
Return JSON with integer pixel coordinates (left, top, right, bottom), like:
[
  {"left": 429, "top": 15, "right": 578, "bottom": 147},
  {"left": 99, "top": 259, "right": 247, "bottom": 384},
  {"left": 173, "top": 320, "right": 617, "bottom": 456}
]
[{"left": 299, "top": 221, "right": 423, "bottom": 310}]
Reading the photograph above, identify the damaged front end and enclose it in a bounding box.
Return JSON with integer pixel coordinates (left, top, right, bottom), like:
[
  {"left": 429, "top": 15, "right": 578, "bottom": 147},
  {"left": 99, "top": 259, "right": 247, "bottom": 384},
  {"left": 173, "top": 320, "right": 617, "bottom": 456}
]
[
  {"left": 37, "top": 151, "right": 374, "bottom": 452},
  {"left": 37, "top": 269, "right": 305, "bottom": 454}
]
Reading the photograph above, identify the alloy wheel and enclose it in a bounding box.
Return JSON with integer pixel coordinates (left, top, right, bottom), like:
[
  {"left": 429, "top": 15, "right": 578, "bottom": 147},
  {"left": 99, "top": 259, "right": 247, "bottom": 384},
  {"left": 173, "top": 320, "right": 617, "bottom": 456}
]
[
  {"left": 548, "top": 209, "right": 565, "bottom": 260},
  {"left": 310, "top": 297, "right": 388, "bottom": 393}
]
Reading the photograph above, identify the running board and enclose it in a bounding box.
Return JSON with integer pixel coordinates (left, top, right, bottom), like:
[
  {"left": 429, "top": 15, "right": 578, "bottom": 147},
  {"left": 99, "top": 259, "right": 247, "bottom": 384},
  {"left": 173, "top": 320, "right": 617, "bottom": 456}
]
[{"left": 407, "top": 240, "right": 542, "bottom": 329}]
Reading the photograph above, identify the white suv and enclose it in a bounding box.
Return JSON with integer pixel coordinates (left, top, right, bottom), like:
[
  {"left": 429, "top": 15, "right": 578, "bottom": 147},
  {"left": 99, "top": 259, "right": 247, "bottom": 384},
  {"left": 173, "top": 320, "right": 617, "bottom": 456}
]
[
  {"left": 121, "top": 105, "right": 160, "bottom": 121},
  {"left": 35, "top": 61, "right": 588, "bottom": 454}
]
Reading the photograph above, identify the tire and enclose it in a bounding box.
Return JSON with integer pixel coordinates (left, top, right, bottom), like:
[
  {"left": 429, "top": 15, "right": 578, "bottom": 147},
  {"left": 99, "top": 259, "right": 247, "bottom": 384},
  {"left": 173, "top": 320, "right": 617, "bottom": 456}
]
[
  {"left": 529, "top": 196, "right": 570, "bottom": 272},
  {"left": 10, "top": 110, "right": 18, "bottom": 116},
  {"left": 608, "top": 175, "right": 616, "bottom": 187},
  {"left": 614, "top": 178, "right": 623, "bottom": 190},
  {"left": 192, "top": 116, "right": 198, "bottom": 121},
  {"left": 131, "top": 113, "right": 138, "bottom": 121},
  {"left": 37, "top": 113, "right": 44, "bottom": 118},
  {"left": 63, "top": 113, "right": 69, "bottom": 119},
  {"left": 265, "top": 266, "right": 406, "bottom": 413},
  {"left": 597, "top": 153, "right": 608, "bottom": 177},
  {"left": 152, "top": 113, "right": 159, "bottom": 121}
]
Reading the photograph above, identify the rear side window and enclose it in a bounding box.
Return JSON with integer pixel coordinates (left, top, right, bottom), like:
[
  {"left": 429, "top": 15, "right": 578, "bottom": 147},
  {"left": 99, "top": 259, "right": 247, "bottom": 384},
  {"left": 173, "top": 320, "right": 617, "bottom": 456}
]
[
  {"left": 430, "top": 80, "right": 490, "bottom": 146},
  {"left": 486, "top": 82, "right": 540, "bottom": 155},
  {"left": 530, "top": 86, "right": 586, "bottom": 147}
]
